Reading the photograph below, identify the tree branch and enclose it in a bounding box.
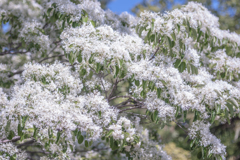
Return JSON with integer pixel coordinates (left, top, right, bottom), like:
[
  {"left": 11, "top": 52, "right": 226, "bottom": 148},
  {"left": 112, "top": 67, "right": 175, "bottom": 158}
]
[
  {"left": 38, "top": 54, "right": 65, "bottom": 63},
  {"left": 119, "top": 107, "right": 147, "bottom": 113},
  {"left": 0, "top": 136, "right": 21, "bottom": 143},
  {"left": 149, "top": 39, "right": 161, "bottom": 61}
]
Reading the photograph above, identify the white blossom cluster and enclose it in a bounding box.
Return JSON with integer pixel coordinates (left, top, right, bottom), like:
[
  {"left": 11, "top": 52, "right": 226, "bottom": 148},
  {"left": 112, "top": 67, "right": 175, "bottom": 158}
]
[
  {"left": 19, "top": 21, "right": 51, "bottom": 54},
  {"left": 1, "top": 0, "right": 240, "bottom": 159},
  {"left": 60, "top": 23, "right": 151, "bottom": 65},
  {"left": 0, "top": 0, "right": 42, "bottom": 21},
  {"left": 109, "top": 117, "right": 136, "bottom": 142},
  {"left": 209, "top": 49, "right": 240, "bottom": 72},
  {"left": 133, "top": 117, "right": 172, "bottom": 160},
  {"left": 0, "top": 143, "right": 27, "bottom": 160},
  {"left": 188, "top": 121, "right": 226, "bottom": 159}
]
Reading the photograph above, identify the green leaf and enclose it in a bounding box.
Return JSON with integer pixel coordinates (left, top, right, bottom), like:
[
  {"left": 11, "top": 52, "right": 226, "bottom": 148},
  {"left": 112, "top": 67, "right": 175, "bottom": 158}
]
[
  {"left": 21, "top": 116, "right": 28, "bottom": 129},
  {"left": 227, "top": 98, "right": 239, "bottom": 108},
  {"left": 157, "top": 88, "right": 162, "bottom": 98},
  {"left": 179, "top": 61, "right": 186, "bottom": 73},
  {"left": 179, "top": 39, "right": 184, "bottom": 49},
  {"left": 160, "top": 80, "right": 167, "bottom": 86},
  {"left": 175, "top": 106, "right": 180, "bottom": 117},
  {"left": 190, "top": 64, "right": 198, "bottom": 75},
  {"left": 7, "top": 130, "right": 15, "bottom": 140},
  {"left": 209, "top": 63, "right": 217, "bottom": 69},
  {"left": 167, "top": 36, "right": 172, "bottom": 48},
  {"left": 215, "top": 103, "right": 221, "bottom": 114},
  {"left": 96, "top": 63, "right": 101, "bottom": 73},
  {"left": 197, "top": 151, "right": 202, "bottom": 159},
  {"left": 80, "top": 68, "right": 86, "bottom": 77},
  {"left": 47, "top": 8, "right": 53, "bottom": 16},
  {"left": 226, "top": 102, "right": 234, "bottom": 116},
  {"left": 191, "top": 28, "right": 197, "bottom": 40},
  {"left": 138, "top": 26, "right": 144, "bottom": 37},
  {"left": 62, "top": 141, "right": 68, "bottom": 153},
  {"left": 190, "top": 139, "right": 196, "bottom": 148},
  {"left": 171, "top": 32, "right": 176, "bottom": 41},
  {"left": 72, "top": 21, "right": 78, "bottom": 28},
  {"left": 151, "top": 21, "right": 154, "bottom": 31},
  {"left": 135, "top": 80, "right": 140, "bottom": 86},
  {"left": 18, "top": 123, "right": 22, "bottom": 136},
  {"left": 114, "top": 65, "right": 119, "bottom": 77},
  {"left": 62, "top": 20, "right": 65, "bottom": 30},
  {"left": 5, "top": 120, "right": 11, "bottom": 133},
  {"left": 98, "top": 111, "right": 102, "bottom": 118},
  {"left": 183, "top": 111, "right": 187, "bottom": 122},
  {"left": 135, "top": 24, "right": 139, "bottom": 33},
  {"left": 214, "top": 89, "right": 222, "bottom": 97},
  {"left": 140, "top": 90, "right": 146, "bottom": 98},
  {"left": 187, "top": 63, "right": 191, "bottom": 73},
  {"left": 56, "top": 131, "right": 62, "bottom": 143},
  {"left": 177, "top": 24, "right": 180, "bottom": 33},
  {"left": 197, "top": 30, "right": 202, "bottom": 42},
  {"left": 211, "top": 111, "right": 216, "bottom": 124},
  {"left": 146, "top": 109, "right": 150, "bottom": 115},
  {"left": 33, "top": 125, "right": 38, "bottom": 139},
  {"left": 193, "top": 110, "right": 198, "bottom": 121},
  {"left": 142, "top": 80, "right": 147, "bottom": 90},
  {"left": 82, "top": 17, "right": 88, "bottom": 23},
  {"left": 174, "top": 59, "right": 181, "bottom": 68},
  {"left": 89, "top": 140, "right": 93, "bottom": 146},
  {"left": 90, "top": 20, "right": 96, "bottom": 27},
  {"left": 78, "top": 135, "right": 84, "bottom": 144},
  {"left": 106, "top": 130, "right": 114, "bottom": 137},
  {"left": 77, "top": 51, "right": 82, "bottom": 63},
  {"left": 69, "top": 51, "right": 75, "bottom": 65},
  {"left": 89, "top": 54, "right": 94, "bottom": 64},
  {"left": 153, "top": 110, "right": 158, "bottom": 122}
]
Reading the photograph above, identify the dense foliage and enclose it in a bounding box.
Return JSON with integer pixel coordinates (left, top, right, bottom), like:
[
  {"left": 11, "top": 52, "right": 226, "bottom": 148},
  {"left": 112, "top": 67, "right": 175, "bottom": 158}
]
[
  {"left": 132, "top": 0, "right": 240, "bottom": 34},
  {"left": 0, "top": 0, "right": 240, "bottom": 159}
]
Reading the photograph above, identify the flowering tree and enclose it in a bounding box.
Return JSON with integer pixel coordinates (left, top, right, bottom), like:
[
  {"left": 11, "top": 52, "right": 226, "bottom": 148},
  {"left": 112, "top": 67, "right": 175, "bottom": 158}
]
[{"left": 0, "top": 0, "right": 240, "bottom": 159}]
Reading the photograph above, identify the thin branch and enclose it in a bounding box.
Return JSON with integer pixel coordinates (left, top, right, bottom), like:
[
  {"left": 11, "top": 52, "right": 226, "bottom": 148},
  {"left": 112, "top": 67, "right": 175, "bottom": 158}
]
[
  {"left": 119, "top": 107, "right": 147, "bottom": 113},
  {"left": 38, "top": 54, "right": 65, "bottom": 63},
  {"left": 174, "top": 120, "right": 188, "bottom": 133},
  {"left": 74, "top": 147, "right": 109, "bottom": 153},
  {"left": 99, "top": 77, "right": 108, "bottom": 99},
  {"left": 149, "top": 39, "right": 161, "bottom": 61},
  {"left": 8, "top": 70, "right": 23, "bottom": 77},
  {"left": 17, "top": 139, "right": 36, "bottom": 148},
  {"left": 26, "top": 151, "right": 49, "bottom": 154},
  {"left": 42, "top": 23, "right": 49, "bottom": 29},
  {"left": 109, "top": 95, "right": 143, "bottom": 102},
  {"left": 115, "top": 99, "right": 131, "bottom": 106},
  {"left": 117, "top": 104, "right": 139, "bottom": 108},
  {"left": 124, "top": 112, "right": 148, "bottom": 118},
  {"left": 0, "top": 136, "right": 21, "bottom": 143},
  {"left": 107, "top": 78, "right": 118, "bottom": 101}
]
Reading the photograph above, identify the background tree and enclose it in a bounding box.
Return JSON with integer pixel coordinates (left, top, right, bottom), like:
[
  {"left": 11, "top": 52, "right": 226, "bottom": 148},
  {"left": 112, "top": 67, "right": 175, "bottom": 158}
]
[
  {"left": 133, "top": 1, "right": 240, "bottom": 159},
  {"left": 132, "top": 0, "right": 240, "bottom": 34},
  {"left": 98, "top": 0, "right": 112, "bottom": 9}
]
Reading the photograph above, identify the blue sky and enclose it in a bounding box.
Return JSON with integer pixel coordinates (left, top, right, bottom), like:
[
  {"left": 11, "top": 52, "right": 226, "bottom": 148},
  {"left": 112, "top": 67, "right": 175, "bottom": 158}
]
[{"left": 107, "top": 0, "right": 142, "bottom": 15}]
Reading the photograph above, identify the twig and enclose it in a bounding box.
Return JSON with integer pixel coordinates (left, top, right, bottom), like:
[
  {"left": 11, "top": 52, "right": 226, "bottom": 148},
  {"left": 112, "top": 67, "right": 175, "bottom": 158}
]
[
  {"left": 117, "top": 104, "right": 139, "bottom": 108},
  {"left": 149, "top": 40, "right": 161, "bottom": 61},
  {"left": 38, "top": 54, "right": 65, "bottom": 63},
  {"left": 119, "top": 107, "right": 147, "bottom": 113},
  {"left": 174, "top": 120, "right": 188, "bottom": 133},
  {"left": 0, "top": 136, "right": 21, "bottom": 143},
  {"left": 108, "top": 78, "right": 118, "bottom": 101},
  {"left": 17, "top": 139, "right": 36, "bottom": 148}
]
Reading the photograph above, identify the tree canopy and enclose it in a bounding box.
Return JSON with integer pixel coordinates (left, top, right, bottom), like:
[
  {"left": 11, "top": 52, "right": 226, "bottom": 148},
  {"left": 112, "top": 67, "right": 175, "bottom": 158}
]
[{"left": 0, "top": 0, "right": 240, "bottom": 159}]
